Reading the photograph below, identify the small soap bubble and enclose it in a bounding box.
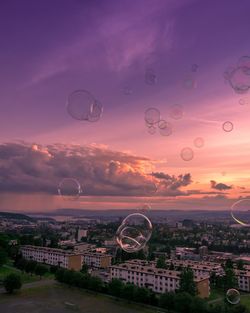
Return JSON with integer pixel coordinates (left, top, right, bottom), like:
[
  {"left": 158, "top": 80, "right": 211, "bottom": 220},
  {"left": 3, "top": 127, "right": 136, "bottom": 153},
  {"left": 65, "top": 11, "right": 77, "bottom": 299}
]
[
  {"left": 180, "top": 147, "right": 194, "bottom": 161},
  {"left": 193, "top": 137, "right": 204, "bottom": 148},
  {"left": 169, "top": 104, "right": 184, "bottom": 120},
  {"left": 226, "top": 289, "right": 240, "bottom": 305},
  {"left": 145, "top": 68, "right": 157, "bottom": 85},
  {"left": 145, "top": 108, "right": 161, "bottom": 125},
  {"left": 158, "top": 120, "right": 173, "bottom": 136},
  {"left": 222, "top": 121, "right": 234, "bottom": 132}
]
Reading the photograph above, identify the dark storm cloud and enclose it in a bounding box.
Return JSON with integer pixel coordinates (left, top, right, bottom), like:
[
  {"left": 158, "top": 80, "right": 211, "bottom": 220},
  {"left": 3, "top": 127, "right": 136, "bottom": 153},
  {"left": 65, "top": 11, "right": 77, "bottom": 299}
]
[
  {"left": 210, "top": 180, "right": 232, "bottom": 191},
  {"left": 0, "top": 142, "right": 194, "bottom": 197}
]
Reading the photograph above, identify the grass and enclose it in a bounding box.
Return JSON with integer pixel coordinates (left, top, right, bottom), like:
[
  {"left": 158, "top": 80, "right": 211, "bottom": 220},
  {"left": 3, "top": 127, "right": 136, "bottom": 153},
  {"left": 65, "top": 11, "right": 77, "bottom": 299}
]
[
  {"left": 238, "top": 293, "right": 250, "bottom": 310},
  {"left": 0, "top": 266, "right": 40, "bottom": 284},
  {"left": 207, "top": 288, "right": 224, "bottom": 302},
  {"left": 0, "top": 284, "right": 158, "bottom": 313}
]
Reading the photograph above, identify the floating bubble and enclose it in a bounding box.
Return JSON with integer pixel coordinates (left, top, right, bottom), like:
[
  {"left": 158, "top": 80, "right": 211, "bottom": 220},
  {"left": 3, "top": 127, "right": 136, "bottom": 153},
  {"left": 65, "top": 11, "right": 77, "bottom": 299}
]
[
  {"left": 180, "top": 147, "right": 194, "bottom": 161},
  {"left": 144, "top": 108, "right": 161, "bottom": 125},
  {"left": 67, "top": 90, "right": 95, "bottom": 121},
  {"left": 226, "top": 289, "right": 240, "bottom": 305},
  {"left": 169, "top": 104, "right": 184, "bottom": 120},
  {"left": 239, "top": 97, "right": 249, "bottom": 105},
  {"left": 158, "top": 120, "right": 173, "bottom": 136},
  {"left": 87, "top": 99, "right": 103, "bottom": 122},
  {"left": 182, "top": 75, "right": 196, "bottom": 89},
  {"left": 137, "top": 203, "right": 151, "bottom": 213},
  {"left": 145, "top": 68, "right": 157, "bottom": 85},
  {"left": 222, "top": 121, "right": 234, "bottom": 132},
  {"left": 116, "top": 213, "right": 153, "bottom": 253},
  {"left": 123, "top": 86, "right": 132, "bottom": 95},
  {"left": 238, "top": 56, "right": 250, "bottom": 75},
  {"left": 191, "top": 64, "right": 199, "bottom": 72},
  {"left": 58, "top": 178, "right": 82, "bottom": 199},
  {"left": 147, "top": 125, "right": 156, "bottom": 135},
  {"left": 231, "top": 199, "right": 250, "bottom": 227},
  {"left": 228, "top": 67, "right": 250, "bottom": 94},
  {"left": 193, "top": 137, "right": 204, "bottom": 148}
]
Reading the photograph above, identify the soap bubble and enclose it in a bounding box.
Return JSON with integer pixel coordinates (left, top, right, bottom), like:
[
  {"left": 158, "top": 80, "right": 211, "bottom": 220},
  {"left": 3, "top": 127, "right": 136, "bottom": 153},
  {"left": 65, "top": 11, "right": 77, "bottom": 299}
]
[
  {"left": 180, "top": 147, "right": 194, "bottom": 161},
  {"left": 137, "top": 203, "right": 151, "bottom": 214},
  {"left": 67, "top": 90, "right": 95, "bottom": 121},
  {"left": 87, "top": 99, "right": 103, "bottom": 122},
  {"left": 182, "top": 75, "right": 196, "bottom": 89},
  {"left": 231, "top": 199, "right": 250, "bottom": 226},
  {"left": 158, "top": 120, "right": 173, "bottom": 136},
  {"left": 145, "top": 108, "right": 161, "bottom": 125},
  {"left": 239, "top": 97, "right": 249, "bottom": 105},
  {"left": 222, "top": 121, "right": 234, "bottom": 132},
  {"left": 58, "top": 178, "right": 82, "bottom": 199},
  {"left": 226, "top": 289, "right": 240, "bottom": 305},
  {"left": 116, "top": 213, "right": 153, "bottom": 253},
  {"left": 191, "top": 64, "right": 199, "bottom": 72},
  {"left": 169, "top": 104, "right": 184, "bottom": 120},
  {"left": 147, "top": 125, "right": 156, "bottom": 135},
  {"left": 123, "top": 86, "right": 133, "bottom": 95},
  {"left": 238, "top": 56, "right": 250, "bottom": 75},
  {"left": 193, "top": 137, "right": 204, "bottom": 148},
  {"left": 145, "top": 68, "right": 157, "bottom": 85}
]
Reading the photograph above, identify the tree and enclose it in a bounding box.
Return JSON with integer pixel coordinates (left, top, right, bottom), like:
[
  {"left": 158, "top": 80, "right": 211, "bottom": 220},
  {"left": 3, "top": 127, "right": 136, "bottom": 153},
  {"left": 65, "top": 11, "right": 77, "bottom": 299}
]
[
  {"left": 108, "top": 278, "right": 124, "bottom": 297},
  {"left": 174, "top": 292, "right": 193, "bottom": 313},
  {"left": 225, "top": 259, "right": 234, "bottom": 269},
  {"left": 134, "top": 287, "right": 150, "bottom": 304},
  {"left": 236, "top": 260, "right": 244, "bottom": 270},
  {"left": 16, "top": 258, "right": 28, "bottom": 272},
  {"left": 156, "top": 256, "right": 166, "bottom": 269},
  {"left": 3, "top": 273, "right": 22, "bottom": 294},
  {"left": 25, "top": 260, "right": 37, "bottom": 274},
  {"left": 80, "top": 263, "right": 88, "bottom": 274},
  {"left": 223, "top": 268, "right": 238, "bottom": 290},
  {"left": 88, "top": 276, "right": 103, "bottom": 292},
  {"left": 159, "top": 292, "right": 175, "bottom": 310},
  {"left": 0, "top": 248, "right": 8, "bottom": 267},
  {"left": 169, "top": 262, "right": 175, "bottom": 270},
  {"left": 34, "top": 264, "right": 47, "bottom": 279},
  {"left": 121, "top": 284, "right": 135, "bottom": 300},
  {"left": 179, "top": 268, "right": 197, "bottom": 296},
  {"left": 190, "top": 296, "right": 208, "bottom": 313}
]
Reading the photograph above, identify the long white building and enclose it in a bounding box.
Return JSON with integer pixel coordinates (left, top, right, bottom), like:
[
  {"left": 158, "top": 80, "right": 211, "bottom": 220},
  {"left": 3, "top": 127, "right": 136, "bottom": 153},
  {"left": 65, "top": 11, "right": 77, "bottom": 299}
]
[
  {"left": 20, "top": 245, "right": 82, "bottom": 270},
  {"left": 110, "top": 261, "right": 210, "bottom": 298}
]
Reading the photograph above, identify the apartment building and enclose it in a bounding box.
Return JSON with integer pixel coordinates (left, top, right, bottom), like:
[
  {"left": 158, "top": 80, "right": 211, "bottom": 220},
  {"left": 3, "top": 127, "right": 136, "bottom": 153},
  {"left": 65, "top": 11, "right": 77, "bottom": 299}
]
[
  {"left": 20, "top": 245, "right": 82, "bottom": 270},
  {"left": 81, "top": 252, "right": 112, "bottom": 269},
  {"left": 235, "top": 269, "right": 250, "bottom": 292},
  {"left": 165, "top": 259, "right": 224, "bottom": 277},
  {"left": 110, "top": 262, "right": 210, "bottom": 298}
]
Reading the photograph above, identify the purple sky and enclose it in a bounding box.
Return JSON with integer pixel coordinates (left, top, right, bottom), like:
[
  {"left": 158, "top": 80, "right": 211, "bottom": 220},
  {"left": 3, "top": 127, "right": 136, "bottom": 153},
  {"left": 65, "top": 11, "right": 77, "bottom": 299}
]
[{"left": 1, "top": 0, "right": 250, "bottom": 212}]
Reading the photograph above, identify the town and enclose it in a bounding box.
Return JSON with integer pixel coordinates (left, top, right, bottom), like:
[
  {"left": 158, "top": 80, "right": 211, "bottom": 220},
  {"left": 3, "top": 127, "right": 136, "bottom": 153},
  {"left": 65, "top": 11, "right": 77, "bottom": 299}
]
[{"left": 0, "top": 211, "right": 250, "bottom": 312}]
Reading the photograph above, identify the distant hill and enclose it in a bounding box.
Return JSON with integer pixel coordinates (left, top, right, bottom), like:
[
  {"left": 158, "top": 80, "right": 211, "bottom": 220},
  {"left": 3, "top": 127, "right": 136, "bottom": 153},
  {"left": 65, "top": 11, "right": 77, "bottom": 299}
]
[{"left": 0, "top": 211, "right": 35, "bottom": 222}]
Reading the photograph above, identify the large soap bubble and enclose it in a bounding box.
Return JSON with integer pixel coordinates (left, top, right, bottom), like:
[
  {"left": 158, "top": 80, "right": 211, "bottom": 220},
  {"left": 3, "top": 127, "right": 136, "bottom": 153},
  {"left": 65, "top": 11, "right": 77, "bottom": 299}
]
[
  {"left": 58, "top": 178, "right": 82, "bottom": 200},
  {"left": 226, "top": 289, "right": 240, "bottom": 305},
  {"left": 145, "top": 108, "right": 161, "bottom": 125},
  {"left": 67, "top": 90, "right": 102, "bottom": 122},
  {"left": 116, "top": 213, "right": 153, "bottom": 253},
  {"left": 231, "top": 199, "right": 250, "bottom": 226}
]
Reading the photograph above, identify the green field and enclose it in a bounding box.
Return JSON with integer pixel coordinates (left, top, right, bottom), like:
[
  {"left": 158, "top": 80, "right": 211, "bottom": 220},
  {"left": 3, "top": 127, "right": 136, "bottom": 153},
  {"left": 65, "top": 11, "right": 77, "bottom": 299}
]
[
  {"left": 0, "top": 266, "right": 40, "bottom": 284},
  {"left": 0, "top": 284, "right": 158, "bottom": 313}
]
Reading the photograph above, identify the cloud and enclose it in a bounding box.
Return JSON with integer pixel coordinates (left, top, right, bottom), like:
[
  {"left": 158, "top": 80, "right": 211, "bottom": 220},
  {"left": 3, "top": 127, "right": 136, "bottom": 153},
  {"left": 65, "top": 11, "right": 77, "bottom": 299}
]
[
  {"left": 0, "top": 142, "right": 193, "bottom": 197},
  {"left": 152, "top": 172, "right": 192, "bottom": 196},
  {"left": 210, "top": 180, "right": 232, "bottom": 191}
]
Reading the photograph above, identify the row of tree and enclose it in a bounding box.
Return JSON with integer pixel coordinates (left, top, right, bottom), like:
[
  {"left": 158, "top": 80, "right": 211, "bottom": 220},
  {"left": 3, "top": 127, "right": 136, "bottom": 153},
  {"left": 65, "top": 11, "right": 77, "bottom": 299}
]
[
  {"left": 54, "top": 268, "right": 248, "bottom": 313},
  {"left": 15, "top": 258, "right": 48, "bottom": 278}
]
